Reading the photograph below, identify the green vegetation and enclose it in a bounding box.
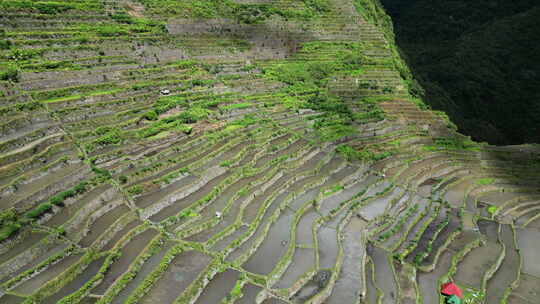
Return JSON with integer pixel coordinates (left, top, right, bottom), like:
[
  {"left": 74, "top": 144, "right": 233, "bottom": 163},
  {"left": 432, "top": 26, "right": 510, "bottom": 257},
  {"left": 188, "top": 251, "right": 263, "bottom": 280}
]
[
  {"left": 424, "top": 137, "right": 480, "bottom": 152},
  {"left": 475, "top": 178, "right": 495, "bottom": 185},
  {"left": 137, "top": 0, "right": 330, "bottom": 21},
  {"left": 0, "top": 66, "right": 20, "bottom": 82},
  {"left": 324, "top": 184, "right": 344, "bottom": 196},
  {"left": 0, "top": 209, "right": 22, "bottom": 241},
  {"left": 261, "top": 41, "right": 376, "bottom": 142},
  {"left": 337, "top": 144, "right": 392, "bottom": 162},
  {"left": 487, "top": 205, "right": 499, "bottom": 216},
  {"left": 459, "top": 286, "right": 485, "bottom": 304},
  {"left": 0, "top": 1, "right": 101, "bottom": 14},
  {"left": 128, "top": 185, "right": 144, "bottom": 196},
  {"left": 26, "top": 181, "right": 88, "bottom": 219},
  {"left": 0, "top": 181, "right": 88, "bottom": 241},
  {"left": 0, "top": 0, "right": 533, "bottom": 302},
  {"left": 378, "top": 204, "right": 419, "bottom": 241},
  {"left": 220, "top": 102, "right": 252, "bottom": 111}
]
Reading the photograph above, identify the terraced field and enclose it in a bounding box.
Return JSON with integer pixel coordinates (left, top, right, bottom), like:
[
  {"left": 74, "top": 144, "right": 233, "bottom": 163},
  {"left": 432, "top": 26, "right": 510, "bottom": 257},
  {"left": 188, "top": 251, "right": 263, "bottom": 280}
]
[{"left": 1, "top": 0, "right": 539, "bottom": 303}]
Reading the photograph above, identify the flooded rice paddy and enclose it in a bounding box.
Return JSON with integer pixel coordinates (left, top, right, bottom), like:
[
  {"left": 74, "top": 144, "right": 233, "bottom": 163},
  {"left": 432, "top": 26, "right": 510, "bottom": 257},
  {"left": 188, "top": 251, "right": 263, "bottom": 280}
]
[{"left": 0, "top": 1, "right": 539, "bottom": 303}]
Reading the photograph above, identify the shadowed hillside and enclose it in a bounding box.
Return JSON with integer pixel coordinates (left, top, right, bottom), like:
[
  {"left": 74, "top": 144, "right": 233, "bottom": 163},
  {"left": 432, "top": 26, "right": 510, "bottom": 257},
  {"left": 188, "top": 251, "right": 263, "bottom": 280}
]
[{"left": 379, "top": 0, "right": 540, "bottom": 144}]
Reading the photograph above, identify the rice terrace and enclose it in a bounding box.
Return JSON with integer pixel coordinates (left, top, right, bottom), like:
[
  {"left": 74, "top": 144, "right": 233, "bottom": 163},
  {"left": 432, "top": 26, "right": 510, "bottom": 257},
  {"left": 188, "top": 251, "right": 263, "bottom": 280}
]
[{"left": 0, "top": 0, "right": 539, "bottom": 303}]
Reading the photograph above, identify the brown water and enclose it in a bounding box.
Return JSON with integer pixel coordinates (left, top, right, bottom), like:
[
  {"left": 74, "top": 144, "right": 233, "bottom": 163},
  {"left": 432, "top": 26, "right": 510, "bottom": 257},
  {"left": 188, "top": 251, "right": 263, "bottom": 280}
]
[
  {"left": 0, "top": 293, "right": 25, "bottom": 304},
  {"left": 134, "top": 174, "right": 198, "bottom": 209},
  {"left": 235, "top": 284, "right": 262, "bottom": 304},
  {"left": 79, "top": 204, "right": 130, "bottom": 247},
  {"left": 405, "top": 208, "right": 444, "bottom": 264},
  {"left": 189, "top": 168, "right": 268, "bottom": 228},
  {"left": 417, "top": 250, "right": 453, "bottom": 304},
  {"left": 326, "top": 217, "right": 366, "bottom": 304},
  {"left": 479, "top": 191, "right": 529, "bottom": 207},
  {"left": 507, "top": 273, "right": 540, "bottom": 303},
  {"left": 273, "top": 247, "right": 315, "bottom": 289},
  {"left": 0, "top": 231, "right": 47, "bottom": 264},
  {"left": 243, "top": 209, "right": 294, "bottom": 275},
  {"left": 291, "top": 270, "right": 331, "bottom": 303},
  {"left": 193, "top": 269, "right": 240, "bottom": 304},
  {"left": 485, "top": 224, "right": 520, "bottom": 304},
  {"left": 0, "top": 242, "right": 68, "bottom": 284},
  {"left": 444, "top": 179, "right": 472, "bottom": 208},
  {"left": 454, "top": 240, "right": 501, "bottom": 289},
  {"left": 42, "top": 256, "right": 106, "bottom": 304},
  {"left": 0, "top": 163, "right": 85, "bottom": 209},
  {"left": 516, "top": 226, "right": 540, "bottom": 277},
  {"left": 140, "top": 250, "right": 212, "bottom": 304},
  {"left": 93, "top": 229, "right": 158, "bottom": 295},
  {"left": 423, "top": 211, "right": 460, "bottom": 266},
  {"left": 44, "top": 184, "right": 113, "bottom": 228},
  {"left": 101, "top": 219, "right": 143, "bottom": 251},
  {"left": 210, "top": 225, "right": 248, "bottom": 252},
  {"left": 317, "top": 220, "right": 340, "bottom": 269},
  {"left": 262, "top": 297, "right": 288, "bottom": 303},
  {"left": 254, "top": 139, "right": 305, "bottom": 168},
  {"left": 319, "top": 179, "right": 367, "bottom": 216},
  {"left": 360, "top": 186, "right": 403, "bottom": 221},
  {"left": 368, "top": 245, "right": 398, "bottom": 304},
  {"left": 111, "top": 242, "right": 174, "bottom": 304},
  {"left": 241, "top": 177, "right": 290, "bottom": 224},
  {"left": 364, "top": 260, "right": 379, "bottom": 304},
  {"left": 288, "top": 188, "right": 319, "bottom": 211},
  {"left": 149, "top": 171, "right": 232, "bottom": 222},
  {"left": 13, "top": 254, "right": 82, "bottom": 295},
  {"left": 395, "top": 199, "right": 433, "bottom": 253},
  {"left": 295, "top": 208, "right": 319, "bottom": 246}
]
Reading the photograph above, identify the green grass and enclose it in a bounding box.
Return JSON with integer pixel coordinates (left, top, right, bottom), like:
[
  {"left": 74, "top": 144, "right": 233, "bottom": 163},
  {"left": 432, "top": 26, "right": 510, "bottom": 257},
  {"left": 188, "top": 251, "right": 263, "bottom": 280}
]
[
  {"left": 259, "top": 41, "right": 381, "bottom": 143},
  {"left": 136, "top": 0, "right": 330, "bottom": 21},
  {"left": 475, "top": 178, "right": 495, "bottom": 185},
  {"left": 459, "top": 286, "right": 485, "bottom": 304},
  {"left": 423, "top": 137, "right": 480, "bottom": 152},
  {"left": 336, "top": 144, "right": 393, "bottom": 162},
  {"left": 486, "top": 205, "right": 499, "bottom": 216},
  {"left": 220, "top": 102, "right": 252, "bottom": 111},
  {"left": 0, "top": 1, "right": 102, "bottom": 14},
  {"left": 0, "top": 66, "right": 19, "bottom": 82},
  {"left": 323, "top": 184, "right": 344, "bottom": 196}
]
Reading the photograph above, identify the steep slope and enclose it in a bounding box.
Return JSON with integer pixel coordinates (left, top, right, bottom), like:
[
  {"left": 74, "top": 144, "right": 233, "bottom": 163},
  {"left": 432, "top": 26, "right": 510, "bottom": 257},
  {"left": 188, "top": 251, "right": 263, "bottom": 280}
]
[
  {"left": 0, "top": 1, "right": 539, "bottom": 303},
  {"left": 379, "top": 0, "right": 540, "bottom": 144}
]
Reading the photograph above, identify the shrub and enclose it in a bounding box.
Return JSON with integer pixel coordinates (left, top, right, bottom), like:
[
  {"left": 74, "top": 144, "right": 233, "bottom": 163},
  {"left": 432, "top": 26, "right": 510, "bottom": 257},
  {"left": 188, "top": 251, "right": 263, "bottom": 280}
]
[
  {"left": 143, "top": 110, "right": 158, "bottom": 121},
  {"left": 475, "top": 178, "right": 494, "bottom": 185},
  {"left": 97, "top": 25, "right": 129, "bottom": 37},
  {"left": 35, "top": 2, "right": 75, "bottom": 14},
  {"left": 0, "top": 209, "right": 21, "bottom": 241},
  {"left": 0, "top": 222, "right": 21, "bottom": 242},
  {"left": 111, "top": 13, "right": 134, "bottom": 24},
  {"left": 93, "top": 129, "right": 122, "bottom": 146},
  {"left": 0, "top": 67, "right": 20, "bottom": 82},
  {"left": 7, "top": 48, "right": 42, "bottom": 61},
  {"left": 94, "top": 126, "right": 114, "bottom": 136},
  {"left": 25, "top": 203, "right": 53, "bottom": 219},
  {"left": 119, "top": 175, "right": 128, "bottom": 184},
  {"left": 0, "top": 40, "right": 12, "bottom": 50},
  {"left": 92, "top": 166, "right": 112, "bottom": 179},
  {"left": 128, "top": 185, "right": 143, "bottom": 195}
]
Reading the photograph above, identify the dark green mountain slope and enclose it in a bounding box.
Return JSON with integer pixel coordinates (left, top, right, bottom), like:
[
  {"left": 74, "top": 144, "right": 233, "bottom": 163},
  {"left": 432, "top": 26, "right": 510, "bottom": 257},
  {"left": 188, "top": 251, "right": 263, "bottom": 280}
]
[{"left": 380, "top": 0, "right": 540, "bottom": 144}]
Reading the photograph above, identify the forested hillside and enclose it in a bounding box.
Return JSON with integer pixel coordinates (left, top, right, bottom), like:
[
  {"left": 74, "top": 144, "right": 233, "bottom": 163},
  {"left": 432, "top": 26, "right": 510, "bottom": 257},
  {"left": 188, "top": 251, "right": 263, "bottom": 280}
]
[{"left": 380, "top": 0, "right": 540, "bottom": 144}]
